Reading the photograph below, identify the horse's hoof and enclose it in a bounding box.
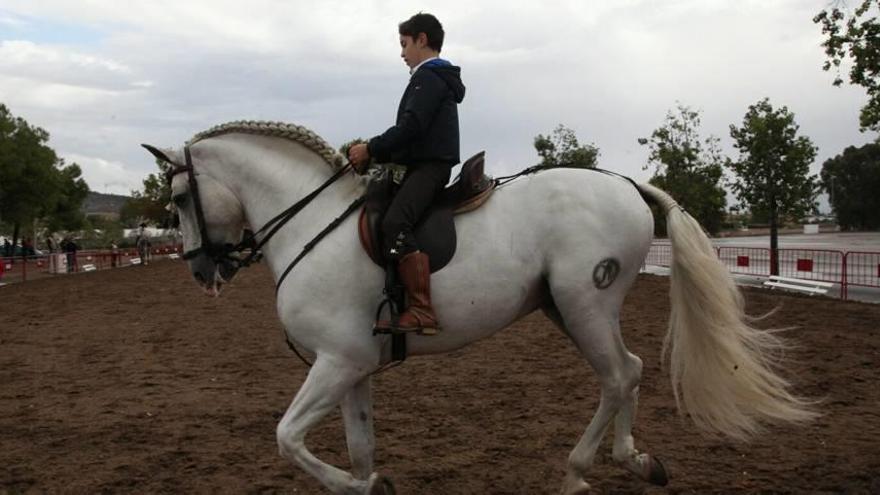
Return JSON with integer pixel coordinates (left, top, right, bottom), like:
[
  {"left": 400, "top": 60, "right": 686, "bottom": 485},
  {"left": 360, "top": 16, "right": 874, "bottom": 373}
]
[
  {"left": 645, "top": 454, "right": 669, "bottom": 486},
  {"left": 367, "top": 473, "right": 396, "bottom": 495},
  {"left": 559, "top": 472, "right": 591, "bottom": 495}
]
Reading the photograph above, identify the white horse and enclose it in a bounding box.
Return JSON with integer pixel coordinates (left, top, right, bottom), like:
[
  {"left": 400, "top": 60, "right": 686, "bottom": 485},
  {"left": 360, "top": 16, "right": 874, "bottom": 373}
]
[
  {"left": 143, "top": 121, "right": 814, "bottom": 494},
  {"left": 137, "top": 236, "right": 151, "bottom": 265}
]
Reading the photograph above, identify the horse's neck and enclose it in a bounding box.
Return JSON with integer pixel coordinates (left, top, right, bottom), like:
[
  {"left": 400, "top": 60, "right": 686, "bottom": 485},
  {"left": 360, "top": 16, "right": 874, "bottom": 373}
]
[{"left": 200, "top": 136, "right": 361, "bottom": 277}]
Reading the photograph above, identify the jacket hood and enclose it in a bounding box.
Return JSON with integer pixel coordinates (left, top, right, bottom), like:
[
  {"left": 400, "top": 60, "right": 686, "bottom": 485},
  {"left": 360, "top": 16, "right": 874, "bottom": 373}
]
[{"left": 421, "top": 58, "right": 466, "bottom": 103}]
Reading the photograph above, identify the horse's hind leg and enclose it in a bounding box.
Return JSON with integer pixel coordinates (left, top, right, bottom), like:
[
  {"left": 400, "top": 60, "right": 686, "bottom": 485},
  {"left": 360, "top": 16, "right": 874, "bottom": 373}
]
[
  {"left": 544, "top": 294, "right": 655, "bottom": 494},
  {"left": 611, "top": 379, "right": 669, "bottom": 486}
]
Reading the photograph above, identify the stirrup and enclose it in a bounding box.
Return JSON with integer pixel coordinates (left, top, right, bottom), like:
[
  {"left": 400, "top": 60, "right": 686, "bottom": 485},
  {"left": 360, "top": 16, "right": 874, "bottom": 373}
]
[
  {"left": 373, "top": 320, "right": 440, "bottom": 336},
  {"left": 372, "top": 299, "right": 398, "bottom": 335}
]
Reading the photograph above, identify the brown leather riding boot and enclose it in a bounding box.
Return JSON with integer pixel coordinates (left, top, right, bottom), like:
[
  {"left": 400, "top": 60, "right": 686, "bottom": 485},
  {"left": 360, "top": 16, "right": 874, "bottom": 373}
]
[{"left": 393, "top": 251, "right": 440, "bottom": 335}]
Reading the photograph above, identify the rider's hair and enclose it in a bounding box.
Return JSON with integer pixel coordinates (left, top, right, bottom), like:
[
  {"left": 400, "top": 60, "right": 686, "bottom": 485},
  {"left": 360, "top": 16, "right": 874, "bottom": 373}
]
[{"left": 399, "top": 13, "right": 444, "bottom": 52}]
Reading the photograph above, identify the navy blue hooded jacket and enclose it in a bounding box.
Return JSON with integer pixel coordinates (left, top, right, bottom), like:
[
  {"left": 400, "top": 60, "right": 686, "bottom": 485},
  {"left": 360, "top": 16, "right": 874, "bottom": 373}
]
[{"left": 368, "top": 59, "right": 466, "bottom": 167}]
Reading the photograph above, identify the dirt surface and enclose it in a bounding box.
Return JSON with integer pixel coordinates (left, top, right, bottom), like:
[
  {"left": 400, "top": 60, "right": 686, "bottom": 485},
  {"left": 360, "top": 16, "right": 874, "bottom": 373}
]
[{"left": 1, "top": 260, "right": 879, "bottom": 494}]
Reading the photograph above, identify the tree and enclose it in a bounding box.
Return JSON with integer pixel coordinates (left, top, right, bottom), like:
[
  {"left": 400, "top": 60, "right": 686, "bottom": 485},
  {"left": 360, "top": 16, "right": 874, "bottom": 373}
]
[
  {"left": 820, "top": 143, "right": 880, "bottom": 230},
  {"left": 42, "top": 160, "right": 90, "bottom": 233},
  {"left": 728, "top": 98, "right": 819, "bottom": 275},
  {"left": 80, "top": 215, "right": 125, "bottom": 250},
  {"left": 638, "top": 104, "right": 727, "bottom": 235},
  {"left": 534, "top": 124, "right": 599, "bottom": 169},
  {"left": 121, "top": 159, "right": 172, "bottom": 227},
  {"left": 0, "top": 104, "right": 70, "bottom": 249},
  {"left": 815, "top": 1, "right": 880, "bottom": 132}
]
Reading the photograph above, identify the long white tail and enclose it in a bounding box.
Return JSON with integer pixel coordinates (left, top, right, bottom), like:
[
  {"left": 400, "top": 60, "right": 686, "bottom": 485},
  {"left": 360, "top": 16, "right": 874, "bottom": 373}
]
[{"left": 637, "top": 183, "right": 816, "bottom": 441}]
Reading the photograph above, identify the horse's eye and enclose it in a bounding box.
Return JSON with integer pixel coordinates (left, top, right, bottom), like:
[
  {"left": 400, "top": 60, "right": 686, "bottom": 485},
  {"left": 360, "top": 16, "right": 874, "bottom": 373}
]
[{"left": 172, "top": 194, "right": 187, "bottom": 207}]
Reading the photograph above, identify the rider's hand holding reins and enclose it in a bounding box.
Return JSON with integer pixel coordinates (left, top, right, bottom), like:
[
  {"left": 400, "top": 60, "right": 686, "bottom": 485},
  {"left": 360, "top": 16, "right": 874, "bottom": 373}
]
[{"left": 348, "top": 143, "right": 371, "bottom": 174}]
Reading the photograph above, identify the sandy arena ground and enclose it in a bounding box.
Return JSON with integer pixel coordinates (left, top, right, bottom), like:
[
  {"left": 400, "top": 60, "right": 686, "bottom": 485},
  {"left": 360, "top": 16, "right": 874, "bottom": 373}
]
[{"left": 1, "top": 260, "right": 878, "bottom": 494}]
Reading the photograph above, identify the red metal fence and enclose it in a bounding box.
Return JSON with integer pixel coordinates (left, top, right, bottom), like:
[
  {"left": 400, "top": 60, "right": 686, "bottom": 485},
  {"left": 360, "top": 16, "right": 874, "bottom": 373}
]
[
  {"left": 777, "top": 248, "right": 845, "bottom": 288},
  {"left": 644, "top": 243, "right": 672, "bottom": 268},
  {"left": 0, "top": 244, "right": 182, "bottom": 285},
  {"left": 718, "top": 247, "right": 772, "bottom": 277},
  {"left": 643, "top": 243, "right": 879, "bottom": 300},
  {"left": 844, "top": 251, "right": 880, "bottom": 300}
]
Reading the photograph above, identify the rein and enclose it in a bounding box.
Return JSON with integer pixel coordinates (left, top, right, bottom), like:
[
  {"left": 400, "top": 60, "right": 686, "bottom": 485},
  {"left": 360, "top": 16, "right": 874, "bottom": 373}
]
[
  {"left": 168, "top": 144, "right": 357, "bottom": 277},
  {"left": 495, "top": 163, "right": 648, "bottom": 203},
  {"left": 167, "top": 145, "right": 364, "bottom": 370}
]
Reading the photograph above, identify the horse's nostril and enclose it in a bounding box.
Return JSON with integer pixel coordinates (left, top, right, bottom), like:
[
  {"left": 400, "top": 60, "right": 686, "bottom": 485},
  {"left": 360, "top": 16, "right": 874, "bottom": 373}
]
[{"left": 194, "top": 272, "right": 206, "bottom": 284}]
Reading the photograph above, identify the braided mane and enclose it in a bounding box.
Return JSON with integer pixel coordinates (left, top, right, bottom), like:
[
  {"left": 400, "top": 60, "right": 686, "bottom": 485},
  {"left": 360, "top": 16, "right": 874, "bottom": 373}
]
[{"left": 189, "top": 120, "right": 345, "bottom": 170}]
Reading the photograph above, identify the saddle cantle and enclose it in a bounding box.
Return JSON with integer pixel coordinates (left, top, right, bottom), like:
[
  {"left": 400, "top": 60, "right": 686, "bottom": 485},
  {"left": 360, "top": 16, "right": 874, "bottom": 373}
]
[{"left": 358, "top": 151, "right": 495, "bottom": 273}]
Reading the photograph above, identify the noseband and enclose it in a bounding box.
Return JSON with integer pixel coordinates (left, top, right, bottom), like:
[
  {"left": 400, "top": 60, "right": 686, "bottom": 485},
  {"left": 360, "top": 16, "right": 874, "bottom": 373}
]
[{"left": 166, "top": 144, "right": 356, "bottom": 274}]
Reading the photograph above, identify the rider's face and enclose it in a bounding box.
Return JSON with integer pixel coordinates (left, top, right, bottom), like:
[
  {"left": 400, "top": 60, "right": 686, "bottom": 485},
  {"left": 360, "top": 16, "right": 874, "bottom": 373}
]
[{"left": 400, "top": 34, "right": 427, "bottom": 69}]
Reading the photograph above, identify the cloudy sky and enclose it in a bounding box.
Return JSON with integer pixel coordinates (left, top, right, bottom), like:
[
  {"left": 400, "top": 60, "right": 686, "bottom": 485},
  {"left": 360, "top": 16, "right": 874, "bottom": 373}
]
[{"left": 0, "top": 0, "right": 873, "bottom": 209}]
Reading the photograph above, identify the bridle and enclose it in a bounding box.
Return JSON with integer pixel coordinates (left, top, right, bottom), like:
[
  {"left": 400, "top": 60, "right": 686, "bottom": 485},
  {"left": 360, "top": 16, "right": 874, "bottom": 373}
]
[
  {"left": 167, "top": 146, "right": 240, "bottom": 263},
  {"left": 153, "top": 142, "right": 367, "bottom": 369},
  {"left": 164, "top": 144, "right": 359, "bottom": 284}
]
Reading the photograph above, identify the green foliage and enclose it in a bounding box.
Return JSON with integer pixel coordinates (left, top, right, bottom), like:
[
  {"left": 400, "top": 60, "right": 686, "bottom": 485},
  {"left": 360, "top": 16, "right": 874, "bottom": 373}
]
[
  {"left": 79, "top": 215, "right": 125, "bottom": 249},
  {"left": 0, "top": 104, "right": 58, "bottom": 227},
  {"left": 639, "top": 104, "right": 727, "bottom": 235},
  {"left": 728, "top": 98, "right": 818, "bottom": 219},
  {"left": 728, "top": 98, "right": 818, "bottom": 273},
  {"left": 43, "top": 160, "right": 90, "bottom": 232},
  {"left": 820, "top": 143, "right": 880, "bottom": 230},
  {"left": 0, "top": 103, "right": 91, "bottom": 243},
  {"left": 121, "top": 160, "right": 172, "bottom": 227},
  {"left": 815, "top": 1, "right": 880, "bottom": 132},
  {"left": 534, "top": 124, "right": 599, "bottom": 169}
]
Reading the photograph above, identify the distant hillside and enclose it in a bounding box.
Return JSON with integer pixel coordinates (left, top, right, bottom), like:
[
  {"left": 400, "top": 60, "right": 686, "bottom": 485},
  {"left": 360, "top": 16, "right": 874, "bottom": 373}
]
[{"left": 83, "top": 191, "right": 130, "bottom": 218}]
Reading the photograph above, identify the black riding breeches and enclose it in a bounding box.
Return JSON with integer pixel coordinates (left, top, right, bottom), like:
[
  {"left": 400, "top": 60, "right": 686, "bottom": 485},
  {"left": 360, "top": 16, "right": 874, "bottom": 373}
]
[{"left": 382, "top": 164, "right": 452, "bottom": 260}]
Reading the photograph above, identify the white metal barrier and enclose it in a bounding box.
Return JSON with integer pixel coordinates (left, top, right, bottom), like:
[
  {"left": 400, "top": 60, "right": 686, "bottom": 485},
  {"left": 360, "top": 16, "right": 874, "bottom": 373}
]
[{"left": 763, "top": 275, "right": 833, "bottom": 296}]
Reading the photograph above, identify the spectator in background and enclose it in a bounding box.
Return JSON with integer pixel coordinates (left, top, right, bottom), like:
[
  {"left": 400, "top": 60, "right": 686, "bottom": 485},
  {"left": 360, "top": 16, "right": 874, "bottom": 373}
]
[
  {"left": 60, "top": 238, "right": 67, "bottom": 271},
  {"left": 63, "top": 237, "right": 78, "bottom": 273},
  {"left": 22, "top": 237, "right": 34, "bottom": 258},
  {"left": 2, "top": 239, "right": 10, "bottom": 257},
  {"left": 46, "top": 236, "right": 55, "bottom": 253},
  {"left": 111, "top": 240, "right": 119, "bottom": 268}
]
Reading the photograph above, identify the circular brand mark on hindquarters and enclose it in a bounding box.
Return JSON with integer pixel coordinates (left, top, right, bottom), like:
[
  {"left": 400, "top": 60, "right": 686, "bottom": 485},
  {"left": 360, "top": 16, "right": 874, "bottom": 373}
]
[{"left": 593, "top": 258, "right": 620, "bottom": 289}]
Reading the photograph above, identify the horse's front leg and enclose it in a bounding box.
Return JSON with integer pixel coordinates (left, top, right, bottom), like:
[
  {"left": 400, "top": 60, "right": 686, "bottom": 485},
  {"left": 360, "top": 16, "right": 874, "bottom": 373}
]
[
  {"left": 341, "top": 376, "right": 374, "bottom": 479},
  {"left": 277, "top": 355, "right": 386, "bottom": 494}
]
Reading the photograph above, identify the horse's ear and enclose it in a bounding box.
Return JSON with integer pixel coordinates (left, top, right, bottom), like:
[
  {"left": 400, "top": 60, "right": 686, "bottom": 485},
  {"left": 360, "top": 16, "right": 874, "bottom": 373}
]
[{"left": 141, "top": 144, "right": 174, "bottom": 164}]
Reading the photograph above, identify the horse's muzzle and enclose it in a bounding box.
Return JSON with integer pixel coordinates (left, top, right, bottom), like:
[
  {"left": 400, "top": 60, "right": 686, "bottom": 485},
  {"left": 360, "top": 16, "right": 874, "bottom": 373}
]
[{"left": 189, "top": 255, "right": 234, "bottom": 297}]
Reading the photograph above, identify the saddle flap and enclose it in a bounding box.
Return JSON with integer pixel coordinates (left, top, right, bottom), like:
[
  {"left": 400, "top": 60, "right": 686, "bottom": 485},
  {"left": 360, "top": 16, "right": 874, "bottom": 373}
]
[{"left": 357, "top": 151, "right": 496, "bottom": 272}]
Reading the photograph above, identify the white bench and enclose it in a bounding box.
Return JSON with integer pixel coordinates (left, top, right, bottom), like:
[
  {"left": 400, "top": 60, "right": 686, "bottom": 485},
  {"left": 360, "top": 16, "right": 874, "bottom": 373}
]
[{"left": 763, "top": 275, "right": 833, "bottom": 295}]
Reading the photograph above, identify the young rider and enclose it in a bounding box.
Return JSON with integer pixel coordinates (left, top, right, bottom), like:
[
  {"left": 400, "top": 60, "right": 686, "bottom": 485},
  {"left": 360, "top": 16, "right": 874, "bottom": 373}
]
[{"left": 348, "top": 12, "right": 466, "bottom": 334}]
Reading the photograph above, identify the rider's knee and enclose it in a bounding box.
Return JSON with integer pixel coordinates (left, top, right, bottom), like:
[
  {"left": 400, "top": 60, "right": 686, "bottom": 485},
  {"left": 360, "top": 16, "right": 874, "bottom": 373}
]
[{"left": 381, "top": 225, "right": 417, "bottom": 261}]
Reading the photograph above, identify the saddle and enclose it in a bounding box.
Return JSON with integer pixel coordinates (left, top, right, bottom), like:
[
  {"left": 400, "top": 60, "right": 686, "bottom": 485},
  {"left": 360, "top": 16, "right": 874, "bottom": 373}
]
[{"left": 358, "top": 151, "right": 495, "bottom": 272}]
